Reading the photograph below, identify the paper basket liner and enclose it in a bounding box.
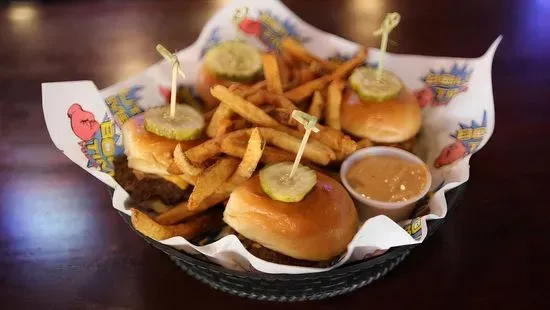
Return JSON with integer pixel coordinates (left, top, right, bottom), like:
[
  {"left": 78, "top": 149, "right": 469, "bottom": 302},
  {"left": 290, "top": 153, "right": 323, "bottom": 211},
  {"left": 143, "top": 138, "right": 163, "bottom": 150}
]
[{"left": 42, "top": 0, "right": 501, "bottom": 274}]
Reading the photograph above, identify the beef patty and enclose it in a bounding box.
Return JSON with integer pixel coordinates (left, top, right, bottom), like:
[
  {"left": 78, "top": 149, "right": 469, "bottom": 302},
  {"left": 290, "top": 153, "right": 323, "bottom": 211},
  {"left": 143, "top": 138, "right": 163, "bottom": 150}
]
[
  {"left": 236, "top": 233, "right": 336, "bottom": 268},
  {"left": 114, "top": 156, "right": 190, "bottom": 205}
]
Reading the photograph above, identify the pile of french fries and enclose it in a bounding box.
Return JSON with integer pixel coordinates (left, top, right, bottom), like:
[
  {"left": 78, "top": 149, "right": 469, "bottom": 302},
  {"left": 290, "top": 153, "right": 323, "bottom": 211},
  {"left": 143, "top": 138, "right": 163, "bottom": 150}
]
[{"left": 132, "top": 38, "right": 369, "bottom": 242}]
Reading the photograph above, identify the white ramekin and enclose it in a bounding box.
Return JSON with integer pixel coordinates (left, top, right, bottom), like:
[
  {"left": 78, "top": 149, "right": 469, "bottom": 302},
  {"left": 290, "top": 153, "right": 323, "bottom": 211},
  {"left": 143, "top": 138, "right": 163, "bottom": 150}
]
[{"left": 340, "top": 146, "right": 432, "bottom": 222}]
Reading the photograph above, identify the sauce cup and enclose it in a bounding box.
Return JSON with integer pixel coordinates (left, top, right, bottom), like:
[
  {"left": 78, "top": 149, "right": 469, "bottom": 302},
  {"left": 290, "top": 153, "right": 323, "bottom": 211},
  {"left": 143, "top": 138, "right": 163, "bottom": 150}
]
[{"left": 340, "top": 146, "right": 432, "bottom": 222}]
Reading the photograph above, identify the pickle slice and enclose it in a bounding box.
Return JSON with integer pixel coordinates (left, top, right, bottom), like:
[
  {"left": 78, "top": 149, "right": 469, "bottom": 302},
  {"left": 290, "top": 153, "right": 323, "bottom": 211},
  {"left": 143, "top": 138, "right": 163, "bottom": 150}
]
[
  {"left": 204, "top": 41, "right": 262, "bottom": 83},
  {"left": 144, "top": 105, "right": 204, "bottom": 141},
  {"left": 348, "top": 67, "right": 402, "bottom": 102},
  {"left": 259, "top": 162, "right": 317, "bottom": 203}
]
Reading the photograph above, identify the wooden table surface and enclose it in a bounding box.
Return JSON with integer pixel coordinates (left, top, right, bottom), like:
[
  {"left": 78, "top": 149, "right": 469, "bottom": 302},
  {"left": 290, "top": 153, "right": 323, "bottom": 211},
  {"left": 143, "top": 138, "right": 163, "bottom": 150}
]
[{"left": 0, "top": 0, "right": 547, "bottom": 308}]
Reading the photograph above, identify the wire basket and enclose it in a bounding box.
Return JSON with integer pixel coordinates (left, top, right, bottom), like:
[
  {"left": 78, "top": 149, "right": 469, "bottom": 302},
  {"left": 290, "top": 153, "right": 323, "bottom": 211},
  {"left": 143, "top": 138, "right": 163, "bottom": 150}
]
[{"left": 117, "top": 184, "right": 465, "bottom": 301}]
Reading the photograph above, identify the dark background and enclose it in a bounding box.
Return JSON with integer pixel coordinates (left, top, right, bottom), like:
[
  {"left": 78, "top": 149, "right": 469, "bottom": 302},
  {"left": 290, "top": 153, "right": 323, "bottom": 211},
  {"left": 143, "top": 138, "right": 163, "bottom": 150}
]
[{"left": 0, "top": 0, "right": 548, "bottom": 309}]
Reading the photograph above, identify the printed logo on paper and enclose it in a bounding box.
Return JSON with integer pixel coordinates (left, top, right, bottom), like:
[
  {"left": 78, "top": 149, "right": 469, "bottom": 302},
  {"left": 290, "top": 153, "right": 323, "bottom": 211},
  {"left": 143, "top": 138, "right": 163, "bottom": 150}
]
[
  {"left": 403, "top": 217, "right": 423, "bottom": 241},
  {"left": 105, "top": 85, "right": 144, "bottom": 126},
  {"left": 434, "top": 110, "right": 487, "bottom": 168},
  {"left": 67, "top": 103, "right": 123, "bottom": 176},
  {"left": 419, "top": 64, "right": 472, "bottom": 107},
  {"left": 234, "top": 8, "right": 305, "bottom": 51}
]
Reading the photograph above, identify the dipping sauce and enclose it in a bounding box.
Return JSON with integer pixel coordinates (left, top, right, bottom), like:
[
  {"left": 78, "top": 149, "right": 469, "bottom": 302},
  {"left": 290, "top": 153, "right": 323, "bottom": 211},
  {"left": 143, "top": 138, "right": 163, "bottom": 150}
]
[{"left": 346, "top": 155, "right": 428, "bottom": 202}]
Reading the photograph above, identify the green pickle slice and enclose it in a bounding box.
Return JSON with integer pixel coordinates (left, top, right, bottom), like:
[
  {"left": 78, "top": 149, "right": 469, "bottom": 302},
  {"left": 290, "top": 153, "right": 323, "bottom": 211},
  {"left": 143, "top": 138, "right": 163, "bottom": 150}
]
[
  {"left": 259, "top": 162, "right": 317, "bottom": 203},
  {"left": 204, "top": 41, "right": 262, "bottom": 82},
  {"left": 348, "top": 66, "right": 403, "bottom": 102},
  {"left": 144, "top": 105, "right": 204, "bottom": 141}
]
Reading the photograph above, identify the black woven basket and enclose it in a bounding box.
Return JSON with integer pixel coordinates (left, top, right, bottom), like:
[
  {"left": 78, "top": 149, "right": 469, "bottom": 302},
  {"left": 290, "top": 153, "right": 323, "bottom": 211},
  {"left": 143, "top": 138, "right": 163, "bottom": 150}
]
[{"left": 117, "top": 184, "right": 465, "bottom": 301}]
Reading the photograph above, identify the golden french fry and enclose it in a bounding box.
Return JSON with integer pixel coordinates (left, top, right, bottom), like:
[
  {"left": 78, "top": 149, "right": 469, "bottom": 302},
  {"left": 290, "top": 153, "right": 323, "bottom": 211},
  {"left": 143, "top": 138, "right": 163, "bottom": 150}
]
[
  {"left": 232, "top": 118, "right": 250, "bottom": 130},
  {"left": 278, "top": 55, "right": 291, "bottom": 90},
  {"left": 210, "top": 85, "right": 287, "bottom": 130},
  {"left": 216, "top": 119, "right": 234, "bottom": 138},
  {"left": 245, "top": 90, "right": 267, "bottom": 106},
  {"left": 298, "top": 123, "right": 357, "bottom": 155},
  {"left": 281, "top": 37, "right": 338, "bottom": 71},
  {"left": 326, "top": 79, "right": 345, "bottom": 130},
  {"left": 221, "top": 137, "right": 296, "bottom": 165},
  {"left": 225, "top": 127, "right": 265, "bottom": 190},
  {"left": 167, "top": 161, "right": 183, "bottom": 175},
  {"left": 221, "top": 128, "right": 334, "bottom": 165},
  {"left": 262, "top": 53, "right": 283, "bottom": 94},
  {"left": 184, "top": 139, "right": 221, "bottom": 167},
  {"left": 132, "top": 208, "right": 224, "bottom": 240},
  {"left": 259, "top": 127, "right": 334, "bottom": 165},
  {"left": 155, "top": 202, "right": 198, "bottom": 225},
  {"left": 264, "top": 92, "right": 297, "bottom": 110},
  {"left": 330, "top": 48, "right": 367, "bottom": 80},
  {"left": 236, "top": 81, "right": 267, "bottom": 97},
  {"left": 203, "top": 108, "right": 216, "bottom": 123},
  {"left": 299, "top": 67, "right": 316, "bottom": 84},
  {"left": 283, "top": 75, "right": 332, "bottom": 102},
  {"left": 308, "top": 90, "right": 324, "bottom": 120},
  {"left": 174, "top": 144, "right": 203, "bottom": 176},
  {"left": 187, "top": 157, "right": 239, "bottom": 210},
  {"left": 357, "top": 137, "right": 374, "bottom": 149},
  {"left": 267, "top": 107, "right": 294, "bottom": 127},
  {"left": 207, "top": 103, "right": 233, "bottom": 138}
]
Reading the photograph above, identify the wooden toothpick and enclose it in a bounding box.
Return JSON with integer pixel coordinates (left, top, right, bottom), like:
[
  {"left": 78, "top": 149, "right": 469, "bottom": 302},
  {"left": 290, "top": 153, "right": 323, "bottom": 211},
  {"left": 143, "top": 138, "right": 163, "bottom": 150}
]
[
  {"left": 156, "top": 44, "right": 186, "bottom": 119},
  {"left": 372, "top": 12, "right": 400, "bottom": 81},
  {"left": 289, "top": 110, "right": 319, "bottom": 179}
]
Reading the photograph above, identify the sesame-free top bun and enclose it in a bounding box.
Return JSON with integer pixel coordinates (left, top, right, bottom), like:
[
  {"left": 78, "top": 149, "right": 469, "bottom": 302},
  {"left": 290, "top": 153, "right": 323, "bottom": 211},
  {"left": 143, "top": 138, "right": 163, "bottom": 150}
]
[
  {"left": 340, "top": 87, "right": 422, "bottom": 143},
  {"left": 224, "top": 172, "right": 358, "bottom": 262},
  {"left": 122, "top": 114, "right": 202, "bottom": 175}
]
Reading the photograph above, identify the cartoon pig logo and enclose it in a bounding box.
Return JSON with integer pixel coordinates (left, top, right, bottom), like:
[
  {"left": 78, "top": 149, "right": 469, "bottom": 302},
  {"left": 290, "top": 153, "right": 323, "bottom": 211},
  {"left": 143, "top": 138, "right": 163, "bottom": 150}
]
[
  {"left": 434, "top": 111, "right": 487, "bottom": 169},
  {"left": 68, "top": 103, "right": 100, "bottom": 141},
  {"left": 238, "top": 16, "right": 262, "bottom": 38},
  {"left": 414, "top": 87, "right": 434, "bottom": 108},
  {"left": 434, "top": 140, "right": 468, "bottom": 168}
]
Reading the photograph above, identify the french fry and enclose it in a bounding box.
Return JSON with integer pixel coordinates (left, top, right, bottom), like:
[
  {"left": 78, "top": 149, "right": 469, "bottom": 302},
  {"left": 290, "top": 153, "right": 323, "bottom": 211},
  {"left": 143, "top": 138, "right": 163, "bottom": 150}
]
[
  {"left": 326, "top": 79, "right": 345, "bottom": 130},
  {"left": 221, "top": 128, "right": 334, "bottom": 165},
  {"left": 132, "top": 208, "right": 224, "bottom": 241},
  {"left": 281, "top": 37, "right": 338, "bottom": 71},
  {"left": 330, "top": 48, "right": 367, "bottom": 80},
  {"left": 357, "top": 137, "right": 374, "bottom": 149},
  {"left": 187, "top": 157, "right": 239, "bottom": 210},
  {"left": 224, "top": 127, "right": 265, "bottom": 190},
  {"left": 167, "top": 161, "right": 183, "bottom": 174},
  {"left": 281, "top": 51, "right": 299, "bottom": 68},
  {"left": 165, "top": 163, "right": 196, "bottom": 186},
  {"left": 286, "top": 67, "right": 301, "bottom": 90},
  {"left": 297, "top": 123, "right": 357, "bottom": 155},
  {"left": 299, "top": 67, "right": 316, "bottom": 84},
  {"left": 174, "top": 144, "right": 203, "bottom": 176},
  {"left": 246, "top": 90, "right": 267, "bottom": 105},
  {"left": 308, "top": 90, "right": 324, "bottom": 120},
  {"left": 230, "top": 81, "right": 267, "bottom": 98},
  {"left": 155, "top": 202, "right": 198, "bottom": 225},
  {"left": 221, "top": 138, "right": 296, "bottom": 165},
  {"left": 283, "top": 75, "right": 332, "bottom": 103},
  {"left": 264, "top": 92, "right": 297, "bottom": 110},
  {"left": 278, "top": 55, "right": 291, "bottom": 90},
  {"left": 210, "top": 85, "right": 288, "bottom": 131},
  {"left": 207, "top": 103, "right": 233, "bottom": 138},
  {"left": 262, "top": 53, "right": 283, "bottom": 94},
  {"left": 216, "top": 119, "right": 234, "bottom": 138},
  {"left": 184, "top": 139, "right": 221, "bottom": 167}
]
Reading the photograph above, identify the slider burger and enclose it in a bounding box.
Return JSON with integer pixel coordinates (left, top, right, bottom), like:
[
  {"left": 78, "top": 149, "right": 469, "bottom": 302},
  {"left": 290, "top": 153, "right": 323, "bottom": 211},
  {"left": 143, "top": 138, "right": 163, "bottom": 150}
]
[
  {"left": 114, "top": 104, "right": 204, "bottom": 207},
  {"left": 197, "top": 41, "right": 263, "bottom": 110},
  {"left": 340, "top": 67, "right": 421, "bottom": 151},
  {"left": 224, "top": 162, "right": 358, "bottom": 267}
]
